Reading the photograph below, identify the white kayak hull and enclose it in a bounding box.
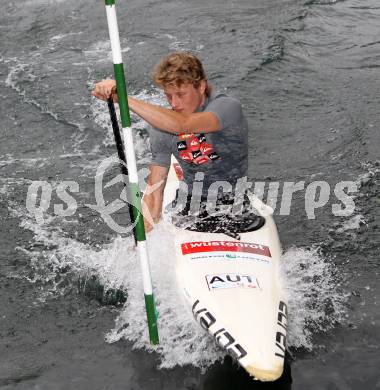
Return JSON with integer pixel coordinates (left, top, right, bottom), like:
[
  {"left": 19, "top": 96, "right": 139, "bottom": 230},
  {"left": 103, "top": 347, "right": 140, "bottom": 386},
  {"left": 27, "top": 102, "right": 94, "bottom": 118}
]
[{"left": 162, "top": 157, "right": 287, "bottom": 381}]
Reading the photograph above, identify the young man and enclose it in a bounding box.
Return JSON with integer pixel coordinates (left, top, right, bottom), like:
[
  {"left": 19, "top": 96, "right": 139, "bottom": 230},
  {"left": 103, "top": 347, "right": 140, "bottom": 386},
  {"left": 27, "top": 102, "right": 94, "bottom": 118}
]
[{"left": 92, "top": 52, "right": 249, "bottom": 232}]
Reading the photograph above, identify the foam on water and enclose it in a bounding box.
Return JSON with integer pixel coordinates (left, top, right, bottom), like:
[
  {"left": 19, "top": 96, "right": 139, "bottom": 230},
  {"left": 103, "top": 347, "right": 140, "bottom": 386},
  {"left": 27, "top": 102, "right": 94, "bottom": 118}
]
[
  {"left": 84, "top": 41, "right": 114, "bottom": 65},
  {"left": 84, "top": 39, "right": 131, "bottom": 66},
  {"left": 280, "top": 247, "right": 348, "bottom": 350},
  {"left": 10, "top": 194, "right": 349, "bottom": 369},
  {"left": 0, "top": 177, "right": 33, "bottom": 196},
  {"left": 151, "top": 32, "right": 204, "bottom": 52},
  {"left": 105, "top": 221, "right": 225, "bottom": 370},
  {"left": 9, "top": 203, "right": 134, "bottom": 296},
  {"left": 0, "top": 154, "right": 50, "bottom": 169},
  {"left": 105, "top": 229, "right": 348, "bottom": 368},
  {"left": 49, "top": 32, "right": 83, "bottom": 42},
  {"left": 4, "top": 60, "right": 59, "bottom": 122},
  {"left": 336, "top": 214, "right": 366, "bottom": 234},
  {"left": 23, "top": 0, "right": 70, "bottom": 6},
  {"left": 3, "top": 56, "right": 85, "bottom": 134}
]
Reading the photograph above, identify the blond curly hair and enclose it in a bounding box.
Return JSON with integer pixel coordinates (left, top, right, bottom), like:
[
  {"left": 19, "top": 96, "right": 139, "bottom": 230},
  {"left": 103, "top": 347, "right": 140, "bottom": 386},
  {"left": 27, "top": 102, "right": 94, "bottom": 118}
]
[{"left": 153, "top": 52, "right": 211, "bottom": 96}]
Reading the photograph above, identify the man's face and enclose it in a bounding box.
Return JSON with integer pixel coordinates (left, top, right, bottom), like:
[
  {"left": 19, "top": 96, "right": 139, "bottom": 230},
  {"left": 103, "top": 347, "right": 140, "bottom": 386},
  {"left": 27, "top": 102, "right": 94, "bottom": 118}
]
[{"left": 163, "top": 81, "right": 206, "bottom": 115}]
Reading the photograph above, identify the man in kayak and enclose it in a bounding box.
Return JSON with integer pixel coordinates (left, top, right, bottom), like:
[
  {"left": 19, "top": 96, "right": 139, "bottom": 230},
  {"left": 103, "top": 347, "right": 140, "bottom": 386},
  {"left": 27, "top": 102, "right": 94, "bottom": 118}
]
[{"left": 92, "top": 52, "right": 249, "bottom": 232}]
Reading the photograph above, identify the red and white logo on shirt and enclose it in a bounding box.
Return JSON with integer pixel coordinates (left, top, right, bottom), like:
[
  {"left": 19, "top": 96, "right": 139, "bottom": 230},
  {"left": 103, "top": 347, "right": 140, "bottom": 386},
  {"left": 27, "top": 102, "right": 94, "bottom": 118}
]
[{"left": 176, "top": 133, "right": 220, "bottom": 165}]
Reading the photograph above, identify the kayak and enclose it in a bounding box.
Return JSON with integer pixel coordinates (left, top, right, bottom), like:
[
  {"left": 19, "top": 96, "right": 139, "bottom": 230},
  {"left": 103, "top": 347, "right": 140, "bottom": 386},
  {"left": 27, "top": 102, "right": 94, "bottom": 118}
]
[{"left": 162, "top": 156, "right": 287, "bottom": 382}]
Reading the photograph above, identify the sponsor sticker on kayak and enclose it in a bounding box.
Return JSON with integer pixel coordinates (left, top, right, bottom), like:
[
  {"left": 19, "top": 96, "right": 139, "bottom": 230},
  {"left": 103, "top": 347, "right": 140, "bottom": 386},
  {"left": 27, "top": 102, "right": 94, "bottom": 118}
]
[
  {"left": 206, "top": 273, "right": 260, "bottom": 290},
  {"left": 192, "top": 299, "right": 247, "bottom": 360},
  {"left": 181, "top": 241, "right": 271, "bottom": 258}
]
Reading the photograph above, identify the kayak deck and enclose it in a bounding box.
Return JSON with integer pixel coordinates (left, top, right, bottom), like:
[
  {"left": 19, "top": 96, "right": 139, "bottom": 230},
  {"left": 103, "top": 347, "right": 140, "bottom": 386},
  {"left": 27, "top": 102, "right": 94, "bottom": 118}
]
[{"left": 163, "top": 156, "right": 287, "bottom": 381}]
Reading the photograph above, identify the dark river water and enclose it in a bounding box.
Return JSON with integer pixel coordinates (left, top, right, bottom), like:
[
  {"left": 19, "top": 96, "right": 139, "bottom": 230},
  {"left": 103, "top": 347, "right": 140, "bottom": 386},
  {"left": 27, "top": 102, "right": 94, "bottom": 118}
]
[{"left": 0, "top": 0, "right": 379, "bottom": 389}]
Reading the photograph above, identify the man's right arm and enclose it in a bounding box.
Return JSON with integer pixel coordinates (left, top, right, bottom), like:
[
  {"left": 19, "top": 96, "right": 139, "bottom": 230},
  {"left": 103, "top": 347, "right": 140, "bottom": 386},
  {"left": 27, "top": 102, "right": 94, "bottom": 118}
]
[
  {"left": 92, "top": 80, "right": 220, "bottom": 134},
  {"left": 142, "top": 164, "right": 169, "bottom": 232}
]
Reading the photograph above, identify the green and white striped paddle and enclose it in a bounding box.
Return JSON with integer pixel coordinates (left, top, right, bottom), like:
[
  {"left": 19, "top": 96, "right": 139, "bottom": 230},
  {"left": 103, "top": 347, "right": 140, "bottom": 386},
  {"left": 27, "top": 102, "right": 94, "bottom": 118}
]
[{"left": 103, "top": 0, "right": 159, "bottom": 344}]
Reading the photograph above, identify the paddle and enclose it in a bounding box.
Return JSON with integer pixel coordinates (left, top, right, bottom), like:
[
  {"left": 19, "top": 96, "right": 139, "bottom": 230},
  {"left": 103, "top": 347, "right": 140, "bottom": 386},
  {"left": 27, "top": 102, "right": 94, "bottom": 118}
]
[
  {"left": 106, "top": 97, "right": 137, "bottom": 244},
  {"left": 102, "top": 0, "right": 159, "bottom": 344}
]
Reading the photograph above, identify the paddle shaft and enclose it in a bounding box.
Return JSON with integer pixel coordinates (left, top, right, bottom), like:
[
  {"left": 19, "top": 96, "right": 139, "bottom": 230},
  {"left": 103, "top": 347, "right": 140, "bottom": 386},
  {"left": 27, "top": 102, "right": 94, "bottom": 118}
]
[
  {"left": 103, "top": 0, "right": 159, "bottom": 344},
  {"left": 107, "top": 97, "right": 137, "bottom": 244}
]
